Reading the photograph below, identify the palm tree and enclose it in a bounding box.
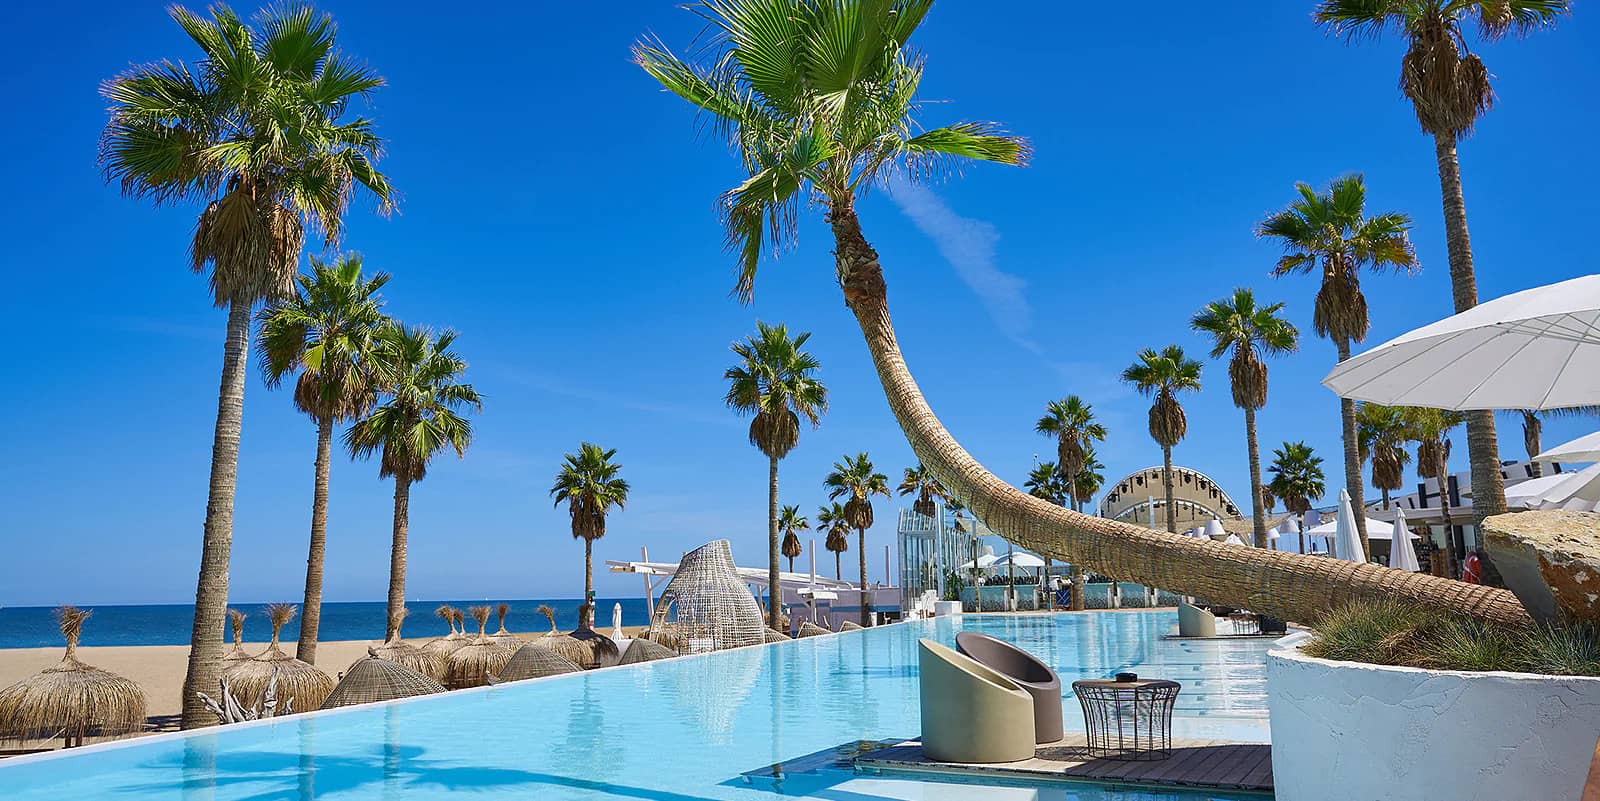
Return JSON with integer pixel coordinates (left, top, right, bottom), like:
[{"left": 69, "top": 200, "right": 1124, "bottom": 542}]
[
  {"left": 1258, "top": 175, "right": 1416, "bottom": 559},
  {"left": 550, "top": 443, "right": 631, "bottom": 628},
  {"left": 1402, "top": 407, "right": 1466, "bottom": 576},
  {"left": 1035, "top": 396, "right": 1107, "bottom": 515},
  {"left": 637, "top": 0, "right": 1529, "bottom": 628},
  {"left": 1190, "top": 289, "right": 1299, "bottom": 547},
  {"left": 817, "top": 502, "right": 851, "bottom": 580},
  {"left": 898, "top": 463, "right": 949, "bottom": 518},
  {"left": 1073, "top": 448, "right": 1106, "bottom": 511},
  {"left": 257, "top": 255, "right": 390, "bottom": 664},
  {"left": 778, "top": 504, "right": 808, "bottom": 572},
  {"left": 100, "top": 5, "right": 394, "bottom": 728},
  {"left": 1268, "top": 442, "right": 1328, "bottom": 555},
  {"left": 1508, "top": 407, "right": 1600, "bottom": 477},
  {"left": 1121, "top": 347, "right": 1203, "bottom": 534},
  {"left": 1316, "top": 0, "right": 1567, "bottom": 526},
  {"left": 724, "top": 322, "right": 828, "bottom": 629},
  {"left": 1358, "top": 403, "right": 1414, "bottom": 509},
  {"left": 824, "top": 453, "right": 891, "bottom": 625},
  {"left": 347, "top": 325, "right": 480, "bottom": 640},
  {"left": 1022, "top": 461, "right": 1074, "bottom": 609}
]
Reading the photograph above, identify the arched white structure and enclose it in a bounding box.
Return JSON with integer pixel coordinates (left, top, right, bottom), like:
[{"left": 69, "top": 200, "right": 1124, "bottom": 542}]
[{"left": 1097, "top": 465, "right": 1241, "bottom": 528}]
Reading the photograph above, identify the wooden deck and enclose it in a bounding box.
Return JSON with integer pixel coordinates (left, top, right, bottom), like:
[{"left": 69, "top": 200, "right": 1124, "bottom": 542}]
[{"left": 854, "top": 736, "right": 1273, "bottom": 794}]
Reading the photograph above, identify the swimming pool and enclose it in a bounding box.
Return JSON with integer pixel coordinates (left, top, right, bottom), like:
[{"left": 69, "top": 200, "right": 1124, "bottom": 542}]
[{"left": 0, "top": 611, "right": 1273, "bottom": 800}]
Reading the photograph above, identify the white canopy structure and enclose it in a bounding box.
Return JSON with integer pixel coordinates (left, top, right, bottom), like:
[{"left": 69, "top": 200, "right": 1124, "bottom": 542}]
[
  {"left": 990, "top": 552, "right": 1045, "bottom": 569},
  {"left": 960, "top": 553, "right": 1000, "bottom": 571},
  {"left": 1536, "top": 430, "right": 1600, "bottom": 463},
  {"left": 1306, "top": 516, "right": 1416, "bottom": 541},
  {"left": 1389, "top": 506, "right": 1421, "bottom": 572},
  {"left": 1324, "top": 274, "right": 1600, "bottom": 410},
  {"left": 1504, "top": 462, "right": 1600, "bottom": 512},
  {"left": 1223, "top": 533, "right": 1247, "bottom": 546},
  {"left": 1203, "top": 518, "right": 1226, "bottom": 539}
]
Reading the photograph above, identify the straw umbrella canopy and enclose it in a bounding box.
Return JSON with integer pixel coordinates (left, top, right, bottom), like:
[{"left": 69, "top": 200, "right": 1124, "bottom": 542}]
[
  {"left": 497, "top": 642, "right": 582, "bottom": 682},
  {"left": 796, "top": 621, "right": 830, "bottom": 638},
  {"left": 530, "top": 604, "right": 621, "bottom": 669},
  {"left": 371, "top": 608, "right": 446, "bottom": 681},
  {"left": 420, "top": 605, "right": 469, "bottom": 659},
  {"left": 762, "top": 628, "right": 790, "bottom": 643},
  {"left": 222, "top": 604, "right": 334, "bottom": 712},
  {"left": 0, "top": 608, "right": 146, "bottom": 747},
  {"left": 444, "top": 606, "right": 516, "bottom": 689},
  {"left": 321, "top": 649, "right": 445, "bottom": 710},
  {"left": 490, "top": 603, "right": 524, "bottom": 648},
  {"left": 618, "top": 639, "right": 677, "bottom": 666},
  {"left": 222, "top": 608, "right": 252, "bottom": 664},
  {"left": 838, "top": 620, "right": 864, "bottom": 631}
]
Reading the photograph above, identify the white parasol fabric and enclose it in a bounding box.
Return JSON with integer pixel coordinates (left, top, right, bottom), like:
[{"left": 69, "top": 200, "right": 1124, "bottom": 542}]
[
  {"left": 1203, "top": 518, "right": 1226, "bottom": 539},
  {"left": 1306, "top": 516, "right": 1399, "bottom": 540},
  {"left": 1223, "top": 533, "right": 1247, "bottom": 546},
  {"left": 990, "top": 552, "right": 1045, "bottom": 569},
  {"left": 1505, "top": 462, "right": 1600, "bottom": 511},
  {"left": 1388, "top": 506, "right": 1421, "bottom": 572},
  {"left": 1332, "top": 489, "right": 1368, "bottom": 563},
  {"left": 1323, "top": 274, "right": 1600, "bottom": 410},
  {"left": 960, "top": 553, "right": 1000, "bottom": 571},
  {"left": 1536, "top": 430, "right": 1600, "bottom": 463}
]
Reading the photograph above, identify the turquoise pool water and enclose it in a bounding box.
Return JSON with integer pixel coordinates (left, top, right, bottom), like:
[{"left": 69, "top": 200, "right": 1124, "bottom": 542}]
[{"left": 0, "top": 611, "right": 1273, "bottom": 800}]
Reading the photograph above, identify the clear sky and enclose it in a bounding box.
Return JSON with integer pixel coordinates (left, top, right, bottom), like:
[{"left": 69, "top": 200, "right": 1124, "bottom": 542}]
[{"left": 3, "top": 3, "right": 1598, "bottom": 607}]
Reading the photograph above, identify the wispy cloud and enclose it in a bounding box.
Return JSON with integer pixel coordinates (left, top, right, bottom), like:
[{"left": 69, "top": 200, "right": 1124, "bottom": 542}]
[{"left": 487, "top": 365, "right": 737, "bottom": 428}]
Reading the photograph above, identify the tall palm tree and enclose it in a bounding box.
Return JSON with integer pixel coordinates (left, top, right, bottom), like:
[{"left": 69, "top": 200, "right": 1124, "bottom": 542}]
[
  {"left": 898, "top": 463, "right": 948, "bottom": 518},
  {"left": 1121, "top": 347, "right": 1203, "bottom": 534},
  {"left": 1316, "top": 0, "right": 1567, "bottom": 525},
  {"left": 550, "top": 443, "right": 630, "bottom": 628},
  {"left": 1268, "top": 442, "right": 1328, "bottom": 555},
  {"left": 824, "top": 453, "right": 891, "bottom": 625},
  {"left": 778, "top": 504, "right": 808, "bottom": 572},
  {"left": 1358, "top": 403, "right": 1414, "bottom": 509},
  {"left": 817, "top": 501, "right": 851, "bottom": 580},
  {"left": 347, "top": 325, "right": 480, "bottom": 640},
  {"left": 1190, "top": 289, "right": 1299, "bottom": 547},
  {"left": 1073, "top": 448, "right": 1106, "bottom": 511},
  {"left": 257, "top": 254, "right": 390, "bottom": 664},
  {"left": 1508, "top": 407, "right": 1600, "bottom": 477},
  {"left": 638, "top": 0, "right": 1529, "bottom": 628},
  {"left": 724, "top": 322, "right": 828, "bottom": 629},
  {"left": 1035, "top": 395, "right": 1107, "bottom": 542},
  {"left": 1402, "top": 407, "right": 1466, "bottom": 576},
  {"left": 1258, "top": 175, "right": 1416, "bottom": 559},
  {"left": 1024, "top": 462, "right": 1068, "bottom": 506},
  {"left": 100, "top": 5, "right": 394, "bottom": 728}
]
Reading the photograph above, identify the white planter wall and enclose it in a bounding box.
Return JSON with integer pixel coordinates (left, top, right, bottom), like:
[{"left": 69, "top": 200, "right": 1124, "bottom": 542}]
[{"left": 1268, "top": 642, "right": 1600, "bottom": 801}]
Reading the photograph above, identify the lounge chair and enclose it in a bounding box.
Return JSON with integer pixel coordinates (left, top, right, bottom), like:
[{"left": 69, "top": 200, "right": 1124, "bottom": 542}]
[
  {"left": 1177, "top": 602, "right": 1217, "bottom": 637},
  {"left": 954, "top": 631, "right": 1063, "bottom": 743},
  {"left": 917, "top": 639, "right": 1035, "bottom": 763}
]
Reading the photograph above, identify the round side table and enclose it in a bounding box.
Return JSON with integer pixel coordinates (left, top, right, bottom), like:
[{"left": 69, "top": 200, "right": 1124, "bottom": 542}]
[{"left": 1071, "top": 675, "right": 1180, "bottom": 760}]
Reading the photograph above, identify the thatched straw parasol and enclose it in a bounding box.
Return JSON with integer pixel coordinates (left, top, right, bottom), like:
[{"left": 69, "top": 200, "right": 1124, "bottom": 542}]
[
  {"left": 321, "top": 648, "right": 446, "bottom": 710},
  {"left": 420, "top": 605, "right": 469, "bottom": 659},
  {"left": 617, "top": 638, "right": 676, "bottom": 666},
  {"left": 221, "top": 604, "right": 334, "bottom": 713},
  {"left": 0, "top": 607, "right": 146, "bottom": 746},
  {"left": 222, "top": 608, "right": 252, "bottom": 664},
  {"left": 490, "top": 603, "right": 523, "bottom": 648},
  {"left": 762, "top": 628, "right": 790, "bottom": 643},
  {"left": 497, "top": 642, "right": 582, "bottom": 682},
  {"left": 838, "top": 621, "right": 864, "bottom": 632},
  {"left": 370, "top": 608, "right": 446, "bottom": 681},
  {"left": 795, "top": 621, "right": 830, "bottom": 638},
  {"left": 444, "top": 606, "right": 516, "bottom": 689}
]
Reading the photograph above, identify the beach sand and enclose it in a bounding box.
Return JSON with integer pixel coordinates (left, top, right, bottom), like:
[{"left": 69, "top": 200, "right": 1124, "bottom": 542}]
[{"left": 0, "top": 626, "right": 651, "bottom": 753}]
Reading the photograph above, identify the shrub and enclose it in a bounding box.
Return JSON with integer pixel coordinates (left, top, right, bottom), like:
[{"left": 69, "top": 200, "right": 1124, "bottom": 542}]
[{"left": 1303, "top": 600, "right": 1600, "bottom": 677}]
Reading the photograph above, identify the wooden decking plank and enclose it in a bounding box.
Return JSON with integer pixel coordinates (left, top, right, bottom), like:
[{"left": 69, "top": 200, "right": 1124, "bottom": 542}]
[
  {"left": 852, "top": 737, "right": 1273, "bottom": 793},
  {"left": 1194, "top": 745, "right": 1254, "bottom": 785},
  {"left": 1162, "top": 742, "right": 1238, "bottom": 786}
]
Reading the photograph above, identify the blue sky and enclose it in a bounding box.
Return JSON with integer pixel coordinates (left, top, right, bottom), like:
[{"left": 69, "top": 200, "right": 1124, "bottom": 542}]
[{"left": 3, "top": 3, "right": 1597, "bottom": 606}]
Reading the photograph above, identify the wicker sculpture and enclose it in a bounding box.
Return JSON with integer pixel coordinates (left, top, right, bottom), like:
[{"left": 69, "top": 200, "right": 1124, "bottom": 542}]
[
  {"left": 617, "top": 638, "right": 676, "bottom": 666},
  {"left": 222, "top": 604, "right": 333, "bottom": 712},
  {"left": 0, "top": 607, "right": 146, "bottom": 746},
  {"left": 322, "top": 649, "right": 446, "bottom": 709},
  {"left": 498, "top": 642, "right": 582, "bottom": 682},
  {"left": 371, "top": 608, "right": 447, "bottom": 681},
  {"left": 648, "top": 540, "right": 765, "bottom": 653},
  {"left": 444, "top": 606, "right": 516, "bottom": 689},
  {"left": 222, "top": 608, "right": 252, "bottom": 664}
]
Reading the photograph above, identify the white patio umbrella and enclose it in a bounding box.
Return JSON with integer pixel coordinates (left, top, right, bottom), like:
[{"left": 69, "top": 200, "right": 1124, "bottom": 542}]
[
  {"left": 990, "top": 552, "right": 1046, "bottom": 569},
  {"left": 1203, "top": 518, "right": 1227, "bottom": 540},
  {"left": 1388, "top": 506, "right": 1421, "bottom": 572},
  {"left": 1536, "top": 430, "right": 1600, "bottom": 463},
  {"left": 1306, "top": 516, "right": 1397, "bottom": 540},
  {"left": 1332, "top": 489, "right": 1367, "bottom": 563},
  {"left": 1323, "top": 274, "right": 1600, "bottom": 410},
  {"left": 1223, "top": 533, "right": 1247, "bottom": 546},
  {"left": 960, "top": 553, "right": 999, "bottom": 571},
  {"left": 1505, "top": 462, "right": 1600, "bottom": 511}
]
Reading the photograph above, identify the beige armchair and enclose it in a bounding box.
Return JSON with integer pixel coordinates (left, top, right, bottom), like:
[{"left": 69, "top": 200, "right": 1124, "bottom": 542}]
[
  {"left": 1178, "top": 601, "right": 1217, "bottom": 637},
  {"left": 917, "top": 639, "right": 1036, "bottom": 763}
]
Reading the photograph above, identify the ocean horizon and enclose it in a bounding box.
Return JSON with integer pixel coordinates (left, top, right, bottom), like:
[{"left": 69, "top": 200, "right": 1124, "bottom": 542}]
[{"left": 0, "top": 598, "right": 653, "bottom": 649}]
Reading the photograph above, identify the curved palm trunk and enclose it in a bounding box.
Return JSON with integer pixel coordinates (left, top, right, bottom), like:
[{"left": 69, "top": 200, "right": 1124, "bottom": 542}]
[
  {"left": 857, "top": 526, "right": 869, "bottom": 626},
  {"left": 1160, "top": 445, "right": 1176, "bottom": 534},
  {"left": 1244, "top": 406, "right": 1267, "bottom": 548},
  {"left": 179, "top": 300, "right": 251, "bottom": 729},
  {"left": 1435, "top": 133, "right": 1507, "bottom": 529},
  {"left": 296, "top": 418, "right": 334, "bottom": 664},
  {"left": 828, "top": 201, "right": 1529, "bottom": 628},
  {"left": 767, "top": 455, "right": 782, "bottom": 630},
  {"left": 385, "top": 477, "right": 411, "bottom": 641},
  {"left": 1335, "top": 339, "right": 1369, "bottom": 560}
]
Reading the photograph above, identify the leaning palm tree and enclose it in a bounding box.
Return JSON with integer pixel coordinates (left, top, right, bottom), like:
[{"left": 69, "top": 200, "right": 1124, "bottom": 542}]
[
  {"left": 637, "top": 0, "right": 1528, "bottom": 628},
  {"left": 724, "top": 322, "right": 828, "bottom": 629},
  {"left": 100, "top": 4, "right": 395, "bottom": 728},
  {"left": 1402, "top": 406, "right": 1467, "bottom": 575},
  {"left": 1358, "top": 403, "right": 1414, "bottom": 509},
  {"left": 1191, "top": 289, "right": 1299, "bottom": 547},
  {"left": 898, "top": 463, "right": 948, "bottom": 518},
  {"left": 257, "top": 254, "right": 390, "bottom": 665},
  {"left": 824, "top": 453, "right": 890, "bottom": 625},
  {"left": 778, "top": 504, "right": 808, "bottom": 572},
  {"left": 550, "top": 443, "right": 630, "bottom": 628},
  {"left": 817, "top": 501, "right": 851, "bottom": 580},
  {"left": 1258, "top": 175, "right": 1416, "bottom": 559},
  {"left": 1316, "top": 0, "right": 1567, "bottom": 524},
  {"left": 1268, "top": 442, "right": 1328, "bottom": 554},
  {"left": 1121, "top": 347, "right": 1202, "bottom": 534},
  {"left": 347, "top": 325, "right": 480, "bottom": 640}
]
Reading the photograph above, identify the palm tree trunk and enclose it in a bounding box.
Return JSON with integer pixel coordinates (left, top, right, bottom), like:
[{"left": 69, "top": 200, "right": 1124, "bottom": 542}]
[
  {"left": 584, "top": 538, "right": 594, "bottom": 628},
  {"left": 1435, "top": 132, "right": 1507, "bottom": 530},
  {"left": 858, "top": 526, "right": 870, "bottom": 627},
  {"left": 385, "top": 477, "right": 411, "bottom": 641},
  {"left": 179, "top": 300, "right": 251, "bottom": 730},
  {"left": 1382, "top": 488, "right": 1391, "bottom": 510},
  {"left": 1043, "top": 557, "right": 1053, "bottom": 611},
  {"left": 1244, "top": 405, "right": 1266, "bottom": 548},
  {"left": 826, "top": 199, "right": 1529, "bottom": 628},
  {"left": 1523, "top": 412, "right": 1542, "bottom": 479},
  {"left": 1436, "top": 446, "right": 1461, "bottom": 579},
  {"left": 835, "top": 551, "right": 841, "bottom": 581},
  {"left": 296, "top": 417, "right": 335, "bottom": 665},
  {"left": 767, "top": 455, "right": 782, "bottom": 630},
  {"left": 1335, "top": 338, "right": 1369, "bottom": 560},
  {"left": 1161, "top": 445, "right": 1176, "bottom": 534}
]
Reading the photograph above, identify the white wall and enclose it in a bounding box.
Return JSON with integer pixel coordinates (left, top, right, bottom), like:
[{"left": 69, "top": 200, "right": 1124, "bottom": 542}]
[{"left": 1268, "top": 643, "right": 1600, "bottom": 801}]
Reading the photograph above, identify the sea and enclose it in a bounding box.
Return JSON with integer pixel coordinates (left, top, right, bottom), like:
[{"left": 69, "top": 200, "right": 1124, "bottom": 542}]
[{"left": 0, "top": 598, "right": 653, "bottom": 649}]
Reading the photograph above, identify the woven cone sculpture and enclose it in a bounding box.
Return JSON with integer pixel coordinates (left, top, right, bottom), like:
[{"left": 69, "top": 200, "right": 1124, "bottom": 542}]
[
  {"left": 795, "top": 621, "right": 830, "bottom": 638},
  {"left": 444, "top": 606, "right": 516, "bottom": 689},
  {"left": 222, "top": 609, "right": 252, "bottom": 664},
  {"left": 321, "top": 648, "right": 446, "bottom": 710},
  {"left": 0, "top": 607, "right": 146, "bottom": 746},
  {"left": 490, "top": 603, "right": 523, "bottom": 648},
  {"left": 420, "top": 606, "right": 469, "bottom": 659},
  {"left": 371, "top": 608, "right": 446, "bottom": 681},
  {"left": 498, "top": 642, "right": 582, "bottom": 682},
  {"left": 762, "top": 629, "right": 790, "bottom": 643},
  {"left": 618, "top": 638, "right": 676, "bottom": 666},
  {"left": 222, "top": 604, "right": 334, "bottom": 712}
]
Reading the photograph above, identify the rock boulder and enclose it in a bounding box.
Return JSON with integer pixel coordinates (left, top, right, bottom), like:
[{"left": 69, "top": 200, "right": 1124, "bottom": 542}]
[{"left": 1483, "top": 510, "right": 1600, "bottom": 625}]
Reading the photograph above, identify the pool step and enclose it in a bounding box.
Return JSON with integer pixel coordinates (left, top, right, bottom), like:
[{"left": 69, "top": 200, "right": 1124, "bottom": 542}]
[{"left": 741, "top": 740, "right": 901, "bottom": 783}]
